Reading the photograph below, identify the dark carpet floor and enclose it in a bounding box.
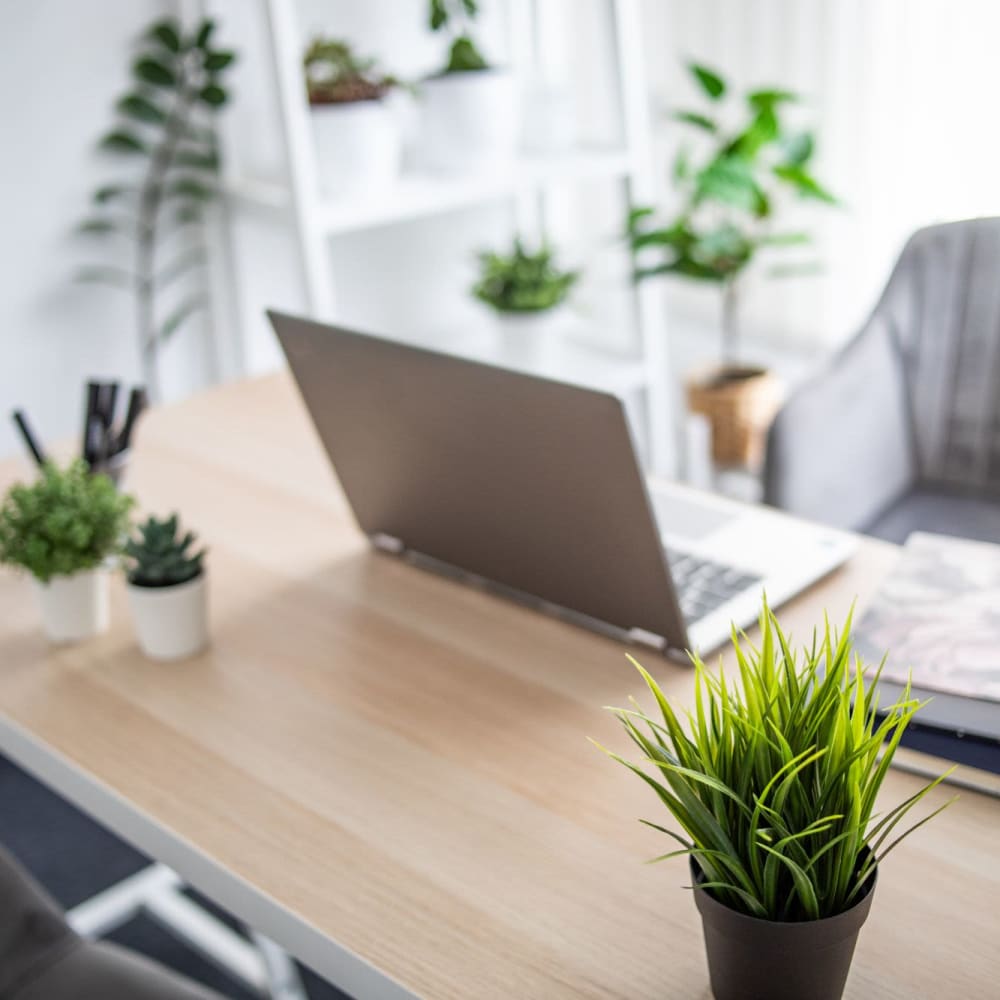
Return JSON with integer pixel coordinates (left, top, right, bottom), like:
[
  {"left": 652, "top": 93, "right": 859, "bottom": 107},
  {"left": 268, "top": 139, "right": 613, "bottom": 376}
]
[{"left": 0, "top": 752, "right": 350, "bottom": 999}]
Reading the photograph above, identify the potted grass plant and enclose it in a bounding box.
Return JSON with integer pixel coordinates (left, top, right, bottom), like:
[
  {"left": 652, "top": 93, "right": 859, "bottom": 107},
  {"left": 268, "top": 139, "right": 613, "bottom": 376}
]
[
  {"left": 0, "top": 461, "right": 133, "bottom": 642},
  {"left": 472, "top": 237, "right": 578, "bottom": 362},
  {"left": 626, "top": 62, "right": 837, "bottom": 467},
  {"left": 595, "top": 601, "right": 953, "bottom": 1000},
  {"left": 124, "top": 513, "right": 208, "bottom": 661},
  {"left": 304, "top": 36, "right": 403, "bottom": 195},
  {"left": 420, "top": 0, "right": 516, "bottom": 171}
]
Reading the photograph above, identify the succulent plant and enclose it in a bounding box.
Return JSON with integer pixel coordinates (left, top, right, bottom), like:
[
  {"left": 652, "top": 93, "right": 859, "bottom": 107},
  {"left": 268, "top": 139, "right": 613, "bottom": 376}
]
[
  {"left": 303, "top": 38, "right": 399, "bottom": 105},
  {"left": 472, "top": 237, "right": 579, "bottom": 313},
  {"left": 125, "top": 513, "right": 205, "bottom": 588}
]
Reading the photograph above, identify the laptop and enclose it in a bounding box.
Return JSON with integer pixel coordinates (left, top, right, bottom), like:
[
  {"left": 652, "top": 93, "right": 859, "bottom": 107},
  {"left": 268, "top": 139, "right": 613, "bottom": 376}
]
[{"left": 269, "top": 311, "right": 856, "bottom": 655}]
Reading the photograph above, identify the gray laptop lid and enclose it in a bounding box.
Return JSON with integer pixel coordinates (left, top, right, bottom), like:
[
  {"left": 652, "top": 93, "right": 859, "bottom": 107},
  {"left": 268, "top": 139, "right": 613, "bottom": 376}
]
[{"left": 269, "top": 310, "right": 686, "bottom": 647}]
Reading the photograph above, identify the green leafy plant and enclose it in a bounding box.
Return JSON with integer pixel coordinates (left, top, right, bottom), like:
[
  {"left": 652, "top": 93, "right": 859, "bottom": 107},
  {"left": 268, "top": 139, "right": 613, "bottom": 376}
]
[
  {"left": 76, "top": 17, "right": 237, "bottom": 401},
  {"left": 304, "top": 37, "right": 399, "bottom": 104},
  {"left": 626, "top": 62, "right": 837, "bottom": 364},
  {"left": 0, "top": 462, "right": 134, "bottom": 583},
  {"left": 594, "top": 602, "right": 954, "bottom": 922},
  {"left": 125, "top": 513, "right": 205, "bottom": 588},
  {"left": 429, "top": 0, "right": 489, "bottom": 74},
  {"left": 472, "top": 238, "right": 579, "bottom": 314}
]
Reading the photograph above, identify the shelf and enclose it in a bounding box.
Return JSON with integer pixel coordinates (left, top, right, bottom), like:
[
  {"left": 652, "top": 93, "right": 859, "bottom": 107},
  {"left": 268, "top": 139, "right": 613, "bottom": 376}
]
[
  {"left": 384, "top": 321, "right": 652, "bottom": 397},
  {"left": 225, "top": 146, "right": 635, "bottom": 235}
]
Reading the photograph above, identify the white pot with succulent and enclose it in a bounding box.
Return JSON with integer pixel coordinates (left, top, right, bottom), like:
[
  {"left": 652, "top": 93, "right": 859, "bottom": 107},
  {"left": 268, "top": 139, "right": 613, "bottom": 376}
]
[
  {"left": 472, "top": 237, "right": 579, "bottom": 365},
  {"left": 419, "top": 0, "right": 516, "bottom": 172},
  {"left": 0, "top": 461, "right": 133, "bottom": 644},
  {"left": 124, "top": 513, "right": 208, "bottom": 661},
  {"left": 304, "top": 37, "right": 403, "bottom": 196}
]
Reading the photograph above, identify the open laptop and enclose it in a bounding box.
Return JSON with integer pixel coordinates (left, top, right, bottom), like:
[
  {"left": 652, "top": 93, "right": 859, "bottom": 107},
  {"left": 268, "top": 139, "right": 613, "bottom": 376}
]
[{"left": 269, "top": 311, "right": 856, "bottom": 655}]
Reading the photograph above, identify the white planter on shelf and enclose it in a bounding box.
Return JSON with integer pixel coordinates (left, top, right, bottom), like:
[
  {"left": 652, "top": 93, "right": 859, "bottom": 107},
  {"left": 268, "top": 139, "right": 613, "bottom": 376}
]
[
  {"left": 34, "top": 569, "right": 109, "bottom": 643},
  {"left": 127, "top": 573, "right": 208, "bottom": 662},
  {"left": 310, "top": 99, "right": 402, "bottom": 197},
  {"left": 418, "top": 69, "right": 517, "bottom": 172},
  {"left": 492, "top": 307, "right": 568, "bottom": 366}
]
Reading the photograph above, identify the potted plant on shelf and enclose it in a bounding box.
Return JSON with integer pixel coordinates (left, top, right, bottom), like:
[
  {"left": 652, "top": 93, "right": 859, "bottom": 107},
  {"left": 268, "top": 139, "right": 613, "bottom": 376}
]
[
  {"left": 472, "top": 237, "right": 579, "bottom": 362},
  {"left": 420, "top": 0, "right": 516, "bottom": 171},
  {"left": 594, "top": 601, "right": 953, "bottom": 1000},
  {"left": 76, "top": 17, "right": 236, "bottom": 402},
  {"left": 124, "top": 513, "right": 208, "bottom": 661},
  {"left": 0, "top": 462, "right": 133, "bottom": 643},
  {"left": 627, "top": 61, "right": 837, "bottom": 467},
  {"left": 304, "top": 37, "right": 403, "bottom": 196}
]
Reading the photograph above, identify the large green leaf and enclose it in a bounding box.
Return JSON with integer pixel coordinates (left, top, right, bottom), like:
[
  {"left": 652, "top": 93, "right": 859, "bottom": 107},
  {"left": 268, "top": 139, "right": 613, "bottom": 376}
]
[
  {"left": 204, "top": 50, "right": 236, "bottom": 72},
  {"left": 75, "top": 265, "right": 135, "bottom": 289},
  {"left": 158, "top": 293, "right": 208, "bottom": 341},
  {"left": 689, "top": 62, "right": 726, "bottom": 99},
  {"left": 167, "top": 177, "right": 214, "bottom": 201},
  {"left": 673, "top": 110, "right": 717, "bottom": 133},
  {"left": 773, "top": 164, "right": 837, "bottom": 203},
  {"left": 748, "top": 88, "right": 797, "bottom": 109},
  {"left": 172, "top": 149, "right": 220, "bottom": 172},
  {"left": 199, "top": 84, "right": 228, "bottom": 107},
  {"left": 92, "top": 184, "right": 134, "bottom": 204},
  {"left": 194, "top": 20, "right": 216, "bottom": 49},
  {"left": 100, "top": 129, "right": 147, "bottom": 155},
  {"left": 429, "top": 0, "right": 447, "bottom": 30},
  {"left": 148, "top": 19, "right": 181, "bottom": 53},
  {"left": 117, "top": 93, "right": 166, "bottom": 124},
  {"left": 133, "top": 56, "right": 176, "bottom": 87},
  {"left": 783, "top": 131, "right": 814, "bottom": 166}
]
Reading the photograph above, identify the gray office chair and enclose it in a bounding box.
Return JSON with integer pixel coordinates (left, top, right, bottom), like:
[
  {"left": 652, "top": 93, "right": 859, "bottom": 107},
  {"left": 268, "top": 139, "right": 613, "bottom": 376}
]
[
  {"left": 0, "top": 845, "right": 221, "bottom": 999},
  {"left": 764, "top": 217, "right": 1000, "bottom": 543}
]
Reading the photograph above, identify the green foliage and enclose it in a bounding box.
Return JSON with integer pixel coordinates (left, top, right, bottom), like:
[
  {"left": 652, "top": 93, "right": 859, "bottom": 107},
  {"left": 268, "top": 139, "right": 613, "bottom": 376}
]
[
  {"left": 125, "top": 513, "right": 205, "bottom": 588},
  {"left": 0, "top": 462, "right": 134, "bottom": 583},
  {"left": 428, "top": 0, "right": 489, "bottom": 74},
  {"left": 303, "top": 37, "right": 399, "bottom": 104},
  {"left": 626, "top": 62, "right": 837, "bottom": 360},
  {"left": 77, "top": 17, "right": 237, "bottom": 399},
  {"left": 472, "top": 238, "right": 579, "bottom": 314},
  {"left": 594, "top": 601, "right": 954, "bottom": 922}
]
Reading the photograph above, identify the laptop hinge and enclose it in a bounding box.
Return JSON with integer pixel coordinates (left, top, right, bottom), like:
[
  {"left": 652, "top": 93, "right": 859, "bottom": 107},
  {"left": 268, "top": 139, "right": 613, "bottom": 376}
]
[{"left": 371, "top": 532, "right": 404, "bottom": 554}]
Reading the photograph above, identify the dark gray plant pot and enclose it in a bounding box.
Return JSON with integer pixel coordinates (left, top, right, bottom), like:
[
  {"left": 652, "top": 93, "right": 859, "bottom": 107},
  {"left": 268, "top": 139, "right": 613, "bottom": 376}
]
[{"left": 691, "top": 858, "right": 877, "bottom": 1000}]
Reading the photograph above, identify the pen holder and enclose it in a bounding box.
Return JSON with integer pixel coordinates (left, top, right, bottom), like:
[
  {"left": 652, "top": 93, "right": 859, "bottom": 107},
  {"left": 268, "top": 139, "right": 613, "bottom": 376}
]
[{"left": 89, "top": 450, "right": 130, "bottom": 490}]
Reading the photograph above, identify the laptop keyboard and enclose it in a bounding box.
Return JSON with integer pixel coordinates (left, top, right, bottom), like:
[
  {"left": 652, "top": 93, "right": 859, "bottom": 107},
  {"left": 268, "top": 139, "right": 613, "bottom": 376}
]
[{"left": 665, "top": 547, "right": 762, "bottom": 624}]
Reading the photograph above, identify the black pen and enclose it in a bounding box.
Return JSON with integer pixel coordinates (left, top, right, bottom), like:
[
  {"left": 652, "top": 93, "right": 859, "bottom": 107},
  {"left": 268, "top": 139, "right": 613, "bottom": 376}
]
[
  {"left": 117, "top": 386, "right": 148, "bottom": 454},
  {"left": 11, "top": 410, "right": 47, "bottom": 467},
  {"left": 82, "top": 381, "right": 101, "bottom": 466}
]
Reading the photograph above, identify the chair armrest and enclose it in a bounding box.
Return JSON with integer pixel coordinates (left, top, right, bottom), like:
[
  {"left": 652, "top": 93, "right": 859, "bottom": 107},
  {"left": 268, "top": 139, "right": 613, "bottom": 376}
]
[{"left": 763, "top": 319, "right": 916, "bottom": 530}]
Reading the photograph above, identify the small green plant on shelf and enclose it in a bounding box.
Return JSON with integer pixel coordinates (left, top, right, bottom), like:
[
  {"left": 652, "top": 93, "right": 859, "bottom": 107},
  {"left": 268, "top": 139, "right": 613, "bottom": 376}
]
[
  {"left": 626, "top": 61, "right": 837, "bottom": 365},
  {"left": 472, "top": 238, "right": 579, "bottom": 314},
  {"left": 76, "top": 17, "right": 236, "bottom": 401},
  {"left": 429, "top": 0, "right": 489, "bottom": 74},
  {"left": 125, "top": 513, "right": 206, "bottom": 588},
  {"left": 0, "top": 462, "right": 134, "bottom": 583},
  {"left": 594, "top": 600, "right": 954, "bottom": 922},
  {"left": 303, "top": 37, "right": 400, "bottom": 105}
]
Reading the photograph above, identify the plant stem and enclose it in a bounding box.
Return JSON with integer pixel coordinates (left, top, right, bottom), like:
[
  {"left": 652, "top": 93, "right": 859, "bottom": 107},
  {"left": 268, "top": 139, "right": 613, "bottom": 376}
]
[
  {"left": 721, "top": 278, "right": 740, "bottom": 367},
  {"left": 134, "top": 68, "right": 198, "bottom": 402}
]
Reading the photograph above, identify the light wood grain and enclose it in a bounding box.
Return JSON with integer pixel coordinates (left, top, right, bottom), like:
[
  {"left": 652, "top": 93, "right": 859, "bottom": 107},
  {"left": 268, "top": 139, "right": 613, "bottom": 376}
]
[{"left": 0, "top": 373, "right": 997, "bottom": 999}]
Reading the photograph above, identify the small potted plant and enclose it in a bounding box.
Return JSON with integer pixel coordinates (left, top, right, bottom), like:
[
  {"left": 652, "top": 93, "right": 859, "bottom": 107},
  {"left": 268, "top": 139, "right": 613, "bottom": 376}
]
[
  {"left": 420, "top": 0, "right": 516, "bottom": 171},
  {"left": 595, "top": 601, "right": 953, "bottom": 1000},
  {"left": 627, "top": 62, "right": 838, "bottom": 468},
  {"left": 124, "top": 513, "right": 207, "bottom": 661},
  {"left": 304, "top": 36, "right": 403, "bottom": 196},
  {"left": 472, "top": 237, "right": 579, "bottom": 362},
  {"left": 0, "top": 461, "right": 133, "bottom": 642}
]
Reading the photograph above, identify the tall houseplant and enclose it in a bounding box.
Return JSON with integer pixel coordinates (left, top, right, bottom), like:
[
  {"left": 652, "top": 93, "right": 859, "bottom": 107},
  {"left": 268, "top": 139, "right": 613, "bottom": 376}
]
[
  {"left": 76, "top": 17, "right": 236, "bottom": 401},
  {"left": 595, "top": 602, "right": 953, "bottom": 1000},
  {"left": 420, "top": 0, "right": 516, "bottom": 171},
  {"left": 303, "top": 37, "right": 403, "bottom": 195},
  {"left": 0, "top": 462, "right": 134, "bottom": 642},
  {"left": 627, "top": 62, "right": 836, "bottom": 466}
]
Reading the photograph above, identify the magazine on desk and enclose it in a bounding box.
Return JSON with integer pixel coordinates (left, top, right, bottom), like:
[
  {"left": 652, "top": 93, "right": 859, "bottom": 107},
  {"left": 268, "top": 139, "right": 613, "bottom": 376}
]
[{"left": 854, "top": 531, "right": 1000, "bottom": 786}]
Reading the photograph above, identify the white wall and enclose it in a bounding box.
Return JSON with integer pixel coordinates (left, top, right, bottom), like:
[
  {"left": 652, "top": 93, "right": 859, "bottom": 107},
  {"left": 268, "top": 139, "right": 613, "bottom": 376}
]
[{"left": 0, "top": 0, "right": 216, "bottom": 461}]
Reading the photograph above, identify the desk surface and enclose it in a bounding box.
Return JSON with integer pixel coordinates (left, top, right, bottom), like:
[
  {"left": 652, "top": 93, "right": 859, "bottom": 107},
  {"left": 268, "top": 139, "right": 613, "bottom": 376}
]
[{"left": 0, "top": 374, "right": 997, "bottom": 999}]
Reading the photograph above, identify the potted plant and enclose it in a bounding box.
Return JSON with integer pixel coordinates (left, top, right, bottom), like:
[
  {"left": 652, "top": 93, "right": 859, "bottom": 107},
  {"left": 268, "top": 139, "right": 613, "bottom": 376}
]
[
  {"left": 595, "top": 601, "right": 953, "bottom": 1000},
  {"left": 0, "top": 461, "right": 133, "bottom": 643},
  {"left": 124, "top": 513, "right": 208, "bottom": 661},
  {"left": 627, "top": 62, "right": 837, "bottom": 467},
  {"left": 304, "top": 37, "right": 403, "bottom": 196},
  {"left": 472, "top": 237, "right": 579, "bottom": 362},
  {"left": 76, "top": 17, "right": 236, "bottom": 402},
  {"left": 419, "top": 0, "right": 516, "bottom": 171}
]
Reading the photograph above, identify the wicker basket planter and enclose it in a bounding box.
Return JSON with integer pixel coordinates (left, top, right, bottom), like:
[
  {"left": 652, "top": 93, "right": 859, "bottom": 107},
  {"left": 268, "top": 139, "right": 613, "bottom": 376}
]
[{"left": 686, "top": 365, "right": 784, "bottom": 467}]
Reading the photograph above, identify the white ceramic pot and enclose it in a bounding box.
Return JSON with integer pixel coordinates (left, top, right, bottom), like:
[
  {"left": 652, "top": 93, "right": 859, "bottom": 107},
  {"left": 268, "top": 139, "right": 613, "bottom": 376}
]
[
  {"left": 310, "top": 99, "right": 402, "bottom": 197},
  {"left": 419, "top": 69, "right": 517, "bottom": 172},
  {"left": 493, "top": 307, "right": 566, "bottom": 365},
  {"left": 127, "top": 573, "right": 208, "bottom": 662},
  {"left": 34, "top": 569, "right": 109, "bottom": 643}
]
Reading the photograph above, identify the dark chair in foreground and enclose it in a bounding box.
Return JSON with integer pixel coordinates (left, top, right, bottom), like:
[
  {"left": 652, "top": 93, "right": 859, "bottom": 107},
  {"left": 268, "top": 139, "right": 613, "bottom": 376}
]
[
  {"left": 764, "top": 217, "right": 1000, "bottom": 544},
  {"left": 0, "top": 845, "right": 220, "bottom": 1000}
]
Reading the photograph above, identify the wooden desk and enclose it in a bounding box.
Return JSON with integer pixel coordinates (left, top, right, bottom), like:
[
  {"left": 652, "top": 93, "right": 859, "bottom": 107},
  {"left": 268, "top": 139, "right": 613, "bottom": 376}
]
[{"left": 0, "top": 374, "right": 997, "bottom": 999}]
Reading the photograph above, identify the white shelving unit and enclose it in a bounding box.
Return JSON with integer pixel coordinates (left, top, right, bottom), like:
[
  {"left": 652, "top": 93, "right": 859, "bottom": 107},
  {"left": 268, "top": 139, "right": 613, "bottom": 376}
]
[{"left": 214, "top": 0, "right": 678, "bottom": 472}]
